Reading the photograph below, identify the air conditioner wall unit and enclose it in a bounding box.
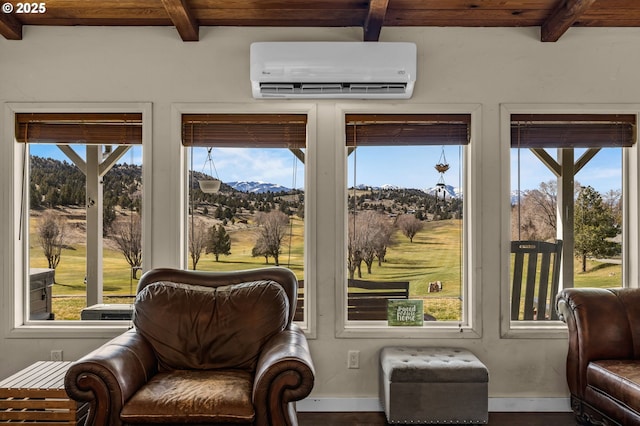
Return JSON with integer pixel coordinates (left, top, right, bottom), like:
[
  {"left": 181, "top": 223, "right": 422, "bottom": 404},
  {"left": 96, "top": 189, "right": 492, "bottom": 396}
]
[{"left": 250, "top": 42, "right": 417, "bottom": 99}]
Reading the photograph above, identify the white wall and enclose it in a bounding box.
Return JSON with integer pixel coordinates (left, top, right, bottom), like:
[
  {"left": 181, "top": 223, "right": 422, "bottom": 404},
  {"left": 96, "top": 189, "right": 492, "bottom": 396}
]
[{"left": 2, "top": 24, "right": 640, "bottom": 407}]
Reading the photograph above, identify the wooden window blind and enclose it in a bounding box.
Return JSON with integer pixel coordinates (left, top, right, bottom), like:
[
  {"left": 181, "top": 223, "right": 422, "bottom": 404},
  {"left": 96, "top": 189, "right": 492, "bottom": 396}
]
[
  {"left": 15, "top": 113, "right": 142, "bottom": 145},
  {"left": 511, "top": 114, "right": 637, "bottom": 148},
  {"left": 345, "top": 114, "right": 471, "bottom": 146},
  {"left": 182, "top": 114, "right": 307, "bottom": 148}
]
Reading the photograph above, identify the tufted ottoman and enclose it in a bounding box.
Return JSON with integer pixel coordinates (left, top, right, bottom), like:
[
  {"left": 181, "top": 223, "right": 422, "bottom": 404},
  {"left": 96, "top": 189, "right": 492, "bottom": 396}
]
[{"left": 380, "top": 347, "right": 489, "bottom": 424}]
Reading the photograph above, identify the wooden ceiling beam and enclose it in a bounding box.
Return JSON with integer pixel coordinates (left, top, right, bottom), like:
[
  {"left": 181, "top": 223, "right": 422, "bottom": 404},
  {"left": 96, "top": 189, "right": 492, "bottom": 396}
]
[
  {"left": 0, "top": 12, "right": 22, "bottom": 40},
  {"left": 161, "top": 0, "right": 199, "bottom": 41},
  {"left": 363, "top": 0, "right": 389, "bottom": 41},
  {"left": 541, "top": 0, "right": 597, "bottom": 42}
]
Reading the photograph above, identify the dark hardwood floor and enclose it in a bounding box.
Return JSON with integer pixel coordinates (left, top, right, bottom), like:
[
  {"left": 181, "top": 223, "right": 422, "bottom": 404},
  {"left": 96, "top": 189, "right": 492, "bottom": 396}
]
[{"left": 298, "top": 412, "right": 577, "bottom": 425}]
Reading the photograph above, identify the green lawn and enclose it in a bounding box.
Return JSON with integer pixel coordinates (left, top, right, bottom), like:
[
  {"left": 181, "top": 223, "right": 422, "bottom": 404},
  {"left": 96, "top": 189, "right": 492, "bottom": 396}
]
[
  {"left": 574, "top": 259, "right": 622, "bottom": 288},
  {"left": 32, "top": 216, "right": 621, "bottom": 320}
]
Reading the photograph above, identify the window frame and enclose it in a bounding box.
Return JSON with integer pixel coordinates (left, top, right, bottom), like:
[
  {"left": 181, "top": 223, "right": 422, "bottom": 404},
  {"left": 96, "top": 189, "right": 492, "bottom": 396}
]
[
  {"left": 335, "top": 103, "right": 482, "bottom": 339},
  {"left": 172, "top": 103, "right": 318, "bottom": 338},
  {"left": 3, "top": 102, "right": 153, "bottom": 338},
  {"left": 500, "top": 103, "right": 640, "bottom": 338}
]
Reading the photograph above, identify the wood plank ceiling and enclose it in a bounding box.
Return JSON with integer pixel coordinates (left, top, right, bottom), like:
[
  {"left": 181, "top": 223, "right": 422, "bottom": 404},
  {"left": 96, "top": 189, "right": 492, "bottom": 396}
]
[{"left": 1, "top": 0, "right": 639, "bottom": 43}]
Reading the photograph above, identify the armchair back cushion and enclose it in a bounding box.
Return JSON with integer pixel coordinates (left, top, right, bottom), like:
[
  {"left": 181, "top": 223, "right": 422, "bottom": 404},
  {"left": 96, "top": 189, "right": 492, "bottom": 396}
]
[{"left": 134, "top": 280, "right": 289, "bottom": 372}]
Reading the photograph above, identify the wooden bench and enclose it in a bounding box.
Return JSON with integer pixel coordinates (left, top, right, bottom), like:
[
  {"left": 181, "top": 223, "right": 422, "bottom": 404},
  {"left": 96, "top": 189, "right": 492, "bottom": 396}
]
[
  {"left": 348, "top": 279, "right": 410, "bottom": 320},
  {"left": 0, "top": 361, "right": 88, "bottom": 425},
  {"left": 293, "top": 279, "right": 412, "bottom": 322}
]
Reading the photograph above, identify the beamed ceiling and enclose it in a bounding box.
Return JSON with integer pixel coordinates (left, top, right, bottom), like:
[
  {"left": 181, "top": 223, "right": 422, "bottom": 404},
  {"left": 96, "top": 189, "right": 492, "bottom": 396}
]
[{"left": 0, "top": 0, "right": 639, "bottom": 43}]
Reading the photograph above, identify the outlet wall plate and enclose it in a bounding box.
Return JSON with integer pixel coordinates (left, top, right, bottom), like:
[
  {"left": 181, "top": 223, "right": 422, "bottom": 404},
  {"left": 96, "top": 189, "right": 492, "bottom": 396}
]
[{"left": 347, "top": 350, "right": 359, "bottom": 369}]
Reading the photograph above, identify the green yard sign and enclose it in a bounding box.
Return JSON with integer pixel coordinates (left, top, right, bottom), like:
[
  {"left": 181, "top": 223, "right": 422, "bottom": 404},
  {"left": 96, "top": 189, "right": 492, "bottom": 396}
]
[{"left": 388, "top": 299, "right": 424, "bottom": 326}]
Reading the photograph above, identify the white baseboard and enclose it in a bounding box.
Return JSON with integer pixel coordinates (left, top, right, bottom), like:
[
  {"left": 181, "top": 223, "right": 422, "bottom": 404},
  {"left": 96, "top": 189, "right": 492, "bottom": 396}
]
[
  {"left": 297, "top": 398, "right": 382, "bottom": 412},
  {"left": 488, "top": 397, "right": 571, "bottom": 412},
  {"left": 297, "top": 397, "right": 572, "bottom": 413}
]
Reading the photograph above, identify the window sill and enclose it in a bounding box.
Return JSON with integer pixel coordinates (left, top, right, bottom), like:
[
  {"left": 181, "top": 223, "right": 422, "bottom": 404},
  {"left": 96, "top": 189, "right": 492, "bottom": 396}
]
[
  {"left": 337, "top": 321, "right": 481, "bottom": 339},
  {"left": 8, "top": 320, "right": 315, "bottom": 340},
  {"left": 501, "top": 321, "right": 569, "bottom": 339},
  {"left": 6, "top": 320, "right": 133, "bottom": 339}
]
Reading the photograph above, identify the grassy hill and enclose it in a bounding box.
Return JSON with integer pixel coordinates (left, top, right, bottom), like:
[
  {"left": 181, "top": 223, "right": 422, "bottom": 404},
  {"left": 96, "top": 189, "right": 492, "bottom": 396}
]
[{"left": 30, "top": 211, "right": 621, "bottom": 320}]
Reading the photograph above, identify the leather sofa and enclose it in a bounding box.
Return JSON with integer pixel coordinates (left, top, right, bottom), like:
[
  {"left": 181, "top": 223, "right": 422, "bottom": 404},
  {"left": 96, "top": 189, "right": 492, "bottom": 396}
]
[
  {"left": 556, "top": 287, "right": 640, "bottom": 426},
  {"left": 64, "top": 267, "right": 314, "bottom": 426}
]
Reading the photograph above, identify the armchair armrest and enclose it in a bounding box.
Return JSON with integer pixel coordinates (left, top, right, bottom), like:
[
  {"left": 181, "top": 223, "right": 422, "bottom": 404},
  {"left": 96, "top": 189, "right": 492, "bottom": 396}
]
[
  {"left": 556, "top": 288, "right": 634, "bottom": 398},
  {"left": 253, "top": 323, "right": 315, "bottom": 426},
  {"left": 64, "top": 329, "right": 157, "bottom": 426}
]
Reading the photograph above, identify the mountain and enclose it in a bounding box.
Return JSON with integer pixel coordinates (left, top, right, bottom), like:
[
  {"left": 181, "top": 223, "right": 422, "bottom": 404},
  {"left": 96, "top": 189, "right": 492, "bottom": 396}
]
[
  {"left": 226, "top": 181, "right": 292, "bottom": 194},
  {"left": 511, "top": 190, "right": 523, "bottom": 205},
  {"left": 380, "top": 184, "right": 400, "bottom": 190},
  {"left": 354, "top": 184, "right": 400, "bottom": 191},
  {"left": 352, "top": 182, "right": 462, "bottom": 198},
  {"left": 424, "top": 184, "right": 461, "bottom": 199}
]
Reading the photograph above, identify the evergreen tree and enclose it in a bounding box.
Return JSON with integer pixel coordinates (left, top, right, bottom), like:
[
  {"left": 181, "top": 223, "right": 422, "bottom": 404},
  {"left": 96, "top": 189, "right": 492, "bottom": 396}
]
[
  {"left": 574, "top": 186, "right": 621, "bottom": 272},
  {"left": 206, "top": 224, "right": 231, "bottom": 261},
  {"left": 103, "top": 201, "right": 117, "bottom": 235}
]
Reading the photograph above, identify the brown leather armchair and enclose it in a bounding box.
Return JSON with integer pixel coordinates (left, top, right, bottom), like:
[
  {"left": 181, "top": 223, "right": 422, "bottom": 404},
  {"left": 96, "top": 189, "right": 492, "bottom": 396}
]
[
  {"left": 65, "top": 267, "right": 314, "bottom": 426},
  {"left": 556, "top": 287, "right": 640, "bottom": 426}
]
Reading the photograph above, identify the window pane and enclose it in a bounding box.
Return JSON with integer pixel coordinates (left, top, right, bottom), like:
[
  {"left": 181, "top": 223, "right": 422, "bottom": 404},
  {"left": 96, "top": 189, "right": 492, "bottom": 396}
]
[
  {"left": 346, "top": 143, "right": 465, "bottom": 323},
  {"left": 187, "top": 146, "right": 305, "bottom": 273},
  {"left": 510, "top": 146, "right": 623, "bottom": 321},
  {"left": 28, "top": 144, "right": 143, "bottom": 321},
  {"left": 184, "top": 115, "right": 307, "bottom": 322},
  {"left": 574, "top": 148, "right": 622, "bottom": 287}
]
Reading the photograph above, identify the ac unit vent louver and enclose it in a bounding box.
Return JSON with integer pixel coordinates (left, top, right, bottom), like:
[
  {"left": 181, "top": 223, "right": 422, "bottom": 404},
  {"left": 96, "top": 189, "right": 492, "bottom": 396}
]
[{"left": 259, "top": 82, "right": 409, "bottom": 96}]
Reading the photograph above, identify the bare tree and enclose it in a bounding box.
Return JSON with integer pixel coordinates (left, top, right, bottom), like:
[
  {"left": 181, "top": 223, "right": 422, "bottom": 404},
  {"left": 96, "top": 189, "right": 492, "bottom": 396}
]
[
  {"left": 188, "top": 218, "right": 207, "bottom": 270},
  {"left": 361, "top": 211, "right": 392, "bottom": 274},
  {"left": 374, "top": 220, "right": 395, "bottom": 266},
  {"left": 112, "top": 213, "right": 142, "bottom": 279},
  {"left": 512, "top": 180, "right": 558, "bottom": 241},
  {"left": 395, "top": 214, "right": 424, "bottom": 243},
  {"left": 254, "top": 211, "right": 289, "bottom": 266},
  {"left": 37, "top": 211, "right": 67, "bottom": 273},
  {"left": 602, "top": 188, "right": 622, "bottom": 229},
  {"left": 347, "top": 213, "right": 363, "bottom": 279},
  {"left": 252, "top": 235, "right": 271, "bottom": 264},
  {"left": 348, "top": 211, "right": 394, "bottom": 278}
]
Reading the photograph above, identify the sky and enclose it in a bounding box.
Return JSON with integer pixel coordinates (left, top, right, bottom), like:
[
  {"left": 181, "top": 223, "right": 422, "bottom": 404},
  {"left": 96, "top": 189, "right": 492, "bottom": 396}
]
[
  {"left": 347, "top": 145, "right": 463, "bottom": 190},
  {"left": 30, "top": 144, "right": 622, "bottom": 193},
  {"left": 30, "top": 145, "right": 305, "bottom": 189},
  {"left": 510, "top": 147, "right": 622, "bottom": 194},
  {"left": 191, "top": 147, "right": 305, "bottom": 188}
]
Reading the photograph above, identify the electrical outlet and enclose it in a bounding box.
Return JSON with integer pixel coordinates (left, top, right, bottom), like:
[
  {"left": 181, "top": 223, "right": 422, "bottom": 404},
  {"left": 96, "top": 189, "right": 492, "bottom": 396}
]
[
  {"left": 50, "top": 350, "right": 63, "bottom": 362},
  {"left": 347, "top": 350, "right": 359, "bottom": 369}
]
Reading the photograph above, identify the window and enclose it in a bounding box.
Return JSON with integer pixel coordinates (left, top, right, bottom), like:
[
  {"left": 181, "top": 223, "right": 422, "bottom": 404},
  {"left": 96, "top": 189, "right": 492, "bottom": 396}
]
[
  {"left": 10, "top": 105, "right": 151, "bottom": 328},
  {"left": 181, "top": 113, "right": 309, "bottom": 324},
  {"left": 503, "top": 105, "right": 637, "bottom": 336},
  {"left": 341, "top": 112, "right": 476, "bottom": 335}
]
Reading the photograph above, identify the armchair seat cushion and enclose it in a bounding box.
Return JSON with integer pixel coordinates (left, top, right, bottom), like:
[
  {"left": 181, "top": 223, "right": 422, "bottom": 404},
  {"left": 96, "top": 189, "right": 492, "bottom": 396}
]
[
  {"left": 121, "top": 370, "right": 254, "bottom": 424},
  {"left": 587, "top": 360, "right": 640, "bottom": 412}
]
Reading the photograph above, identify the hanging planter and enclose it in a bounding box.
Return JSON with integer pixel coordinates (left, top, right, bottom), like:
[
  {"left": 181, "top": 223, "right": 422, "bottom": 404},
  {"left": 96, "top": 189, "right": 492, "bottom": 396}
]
[
  {"left": 199, "top": 178, "right": 221, "bottom": 193},
  {"left": 199, "top": 147, "right": 222, "bottom": 193},
  {"left": 435, "top": 163, "right": 450, "bottom": 173},
  {"left": 435, "top": 145, "right": 450, "bottom": 173}
]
